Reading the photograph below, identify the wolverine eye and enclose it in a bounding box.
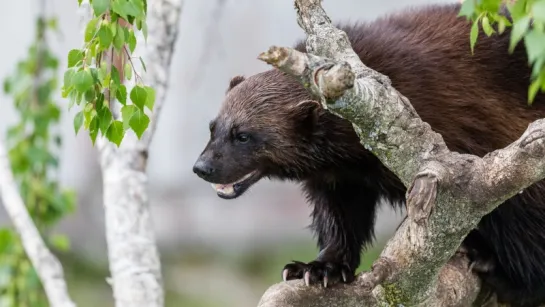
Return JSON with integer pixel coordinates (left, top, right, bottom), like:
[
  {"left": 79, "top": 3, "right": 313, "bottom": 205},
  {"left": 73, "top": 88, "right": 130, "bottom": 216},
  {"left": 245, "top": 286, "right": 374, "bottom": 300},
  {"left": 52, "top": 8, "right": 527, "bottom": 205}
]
[{"left": 235, "top": 133, "right": 250, "bottom": 144}]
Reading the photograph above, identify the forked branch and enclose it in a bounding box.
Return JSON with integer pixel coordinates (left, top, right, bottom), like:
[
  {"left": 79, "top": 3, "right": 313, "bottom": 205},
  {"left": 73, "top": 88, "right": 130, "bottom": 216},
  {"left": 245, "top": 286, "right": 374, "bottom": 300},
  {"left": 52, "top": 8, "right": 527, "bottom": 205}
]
[{"left": 256, "top": 1, "right": 545, "bottom": 306}]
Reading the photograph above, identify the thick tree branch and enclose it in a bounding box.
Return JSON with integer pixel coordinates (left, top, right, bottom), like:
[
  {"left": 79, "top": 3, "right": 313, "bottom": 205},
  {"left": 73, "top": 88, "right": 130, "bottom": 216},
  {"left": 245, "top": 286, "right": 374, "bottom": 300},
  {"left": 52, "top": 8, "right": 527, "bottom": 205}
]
[
  {"left": 256, "top": 0, "right": 545, "bottom": 306},
  {"left": 75, "top": 0, "right": 183, "bottom": 306},
  {"left": 258, "top": 253, "right": 483, "bottom": 307},
  {"left": 0, "top": 140, "right": 76, "bottom": 307}
]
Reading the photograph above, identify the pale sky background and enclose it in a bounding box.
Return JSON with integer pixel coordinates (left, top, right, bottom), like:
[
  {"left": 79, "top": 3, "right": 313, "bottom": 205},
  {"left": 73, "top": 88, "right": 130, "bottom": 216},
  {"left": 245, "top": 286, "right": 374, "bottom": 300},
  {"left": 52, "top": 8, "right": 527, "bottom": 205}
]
[{"left": 0, "top": 0, "right": 453, "bottom": 259}]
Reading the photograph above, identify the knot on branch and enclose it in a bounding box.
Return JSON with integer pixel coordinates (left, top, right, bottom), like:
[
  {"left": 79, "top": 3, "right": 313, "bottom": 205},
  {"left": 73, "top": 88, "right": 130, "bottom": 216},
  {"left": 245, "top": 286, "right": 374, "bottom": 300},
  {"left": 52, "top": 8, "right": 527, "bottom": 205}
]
[
  {"left": 258, "top": 46, "right": 355, "bottom": 101},
  {"left": 519, "top": 119, "right": 545, "bottom": 158},
  {"left": 358, "top": 257, "right": 396, "bottom": 291},
  {"left": 406, "top": 170, "right": 440, "bottom": 225},
  {"left": 258, "top": 46, "right": 291, "bottom": 69},
  {"left": 315, "top": 62, "right": 355, "bottom": 100},
  {"left": 406, "top": 169, "right": 441, "bottom": 248}
]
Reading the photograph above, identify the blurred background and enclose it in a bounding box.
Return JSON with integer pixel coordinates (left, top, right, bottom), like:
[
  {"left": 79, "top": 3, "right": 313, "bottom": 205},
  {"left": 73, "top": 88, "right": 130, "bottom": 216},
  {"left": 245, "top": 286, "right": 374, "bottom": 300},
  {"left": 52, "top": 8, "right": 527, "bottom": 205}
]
[{"left": 0, "top": 0, "right": 452, "bottom": 306}]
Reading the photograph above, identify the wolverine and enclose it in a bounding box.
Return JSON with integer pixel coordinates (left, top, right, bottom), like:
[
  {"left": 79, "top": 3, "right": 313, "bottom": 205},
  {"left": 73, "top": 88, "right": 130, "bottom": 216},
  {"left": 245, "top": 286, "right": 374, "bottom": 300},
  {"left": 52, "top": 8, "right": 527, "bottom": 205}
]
[{"left": 193, "top": 3, "right": 545, "bottom": 306}]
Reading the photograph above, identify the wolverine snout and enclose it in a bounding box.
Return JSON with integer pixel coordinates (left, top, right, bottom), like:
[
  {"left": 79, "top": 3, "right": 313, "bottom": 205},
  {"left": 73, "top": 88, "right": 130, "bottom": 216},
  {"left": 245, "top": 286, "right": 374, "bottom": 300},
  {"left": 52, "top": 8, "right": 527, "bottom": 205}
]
[{"left": 192, "top": 159, "right": 216, "bottom": 180}]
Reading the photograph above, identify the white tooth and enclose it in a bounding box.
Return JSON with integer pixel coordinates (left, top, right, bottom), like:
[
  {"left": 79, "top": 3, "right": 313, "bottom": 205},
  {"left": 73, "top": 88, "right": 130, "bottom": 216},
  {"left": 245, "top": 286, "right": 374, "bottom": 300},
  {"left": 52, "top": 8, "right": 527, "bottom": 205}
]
[{"left": 222, "top": 185, "right": 235, "bottom": 195}]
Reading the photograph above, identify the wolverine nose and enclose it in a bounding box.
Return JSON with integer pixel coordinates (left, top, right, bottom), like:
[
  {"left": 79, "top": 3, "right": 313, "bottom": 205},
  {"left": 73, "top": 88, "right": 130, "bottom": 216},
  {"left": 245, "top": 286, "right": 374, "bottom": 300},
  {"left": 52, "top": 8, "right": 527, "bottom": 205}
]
[{"left": 193, "top": 160, "right": 215, "bottom": 179}]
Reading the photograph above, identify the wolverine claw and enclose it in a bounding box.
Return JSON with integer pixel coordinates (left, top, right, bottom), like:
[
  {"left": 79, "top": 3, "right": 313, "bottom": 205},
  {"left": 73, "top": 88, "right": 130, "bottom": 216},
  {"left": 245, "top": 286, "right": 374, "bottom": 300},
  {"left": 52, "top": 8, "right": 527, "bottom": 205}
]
[
  {"left": 465, "top": 245, "right": 496, "bottom": 274},
  {"left": 281, "top": 260, "right": 354, "bottom": 287}
]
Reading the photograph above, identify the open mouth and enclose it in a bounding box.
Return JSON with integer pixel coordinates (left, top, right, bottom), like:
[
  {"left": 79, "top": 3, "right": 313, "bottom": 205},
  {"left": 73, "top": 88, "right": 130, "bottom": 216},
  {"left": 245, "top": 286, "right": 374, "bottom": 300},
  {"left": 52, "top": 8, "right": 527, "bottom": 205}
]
[{"left": 211, "top": 170, "right": 259, "bottom": 199}]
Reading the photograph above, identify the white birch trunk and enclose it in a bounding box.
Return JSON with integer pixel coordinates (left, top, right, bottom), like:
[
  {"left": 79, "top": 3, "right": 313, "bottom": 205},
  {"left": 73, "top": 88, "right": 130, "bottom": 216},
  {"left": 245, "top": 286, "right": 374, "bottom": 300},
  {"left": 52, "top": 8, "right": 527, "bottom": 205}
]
[
  {"left": 77, "top": 0, "right": 184, "bottom": 306},
  {"left": 0, "top": 140, "right": 76, "bottom": 307}
]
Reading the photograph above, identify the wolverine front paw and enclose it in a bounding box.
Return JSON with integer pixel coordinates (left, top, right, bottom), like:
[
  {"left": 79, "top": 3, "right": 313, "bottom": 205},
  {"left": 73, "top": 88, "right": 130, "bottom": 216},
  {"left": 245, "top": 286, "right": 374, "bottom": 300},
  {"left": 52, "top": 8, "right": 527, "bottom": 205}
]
[
  {"left": 462, "top": 246, "right": 496, "bottom": 273},
  {"left": 282, "top": 260, "right": 355, "bottom": 287},
  {"left": 467, "top": 252, "right": 496, "bottom": 273}
]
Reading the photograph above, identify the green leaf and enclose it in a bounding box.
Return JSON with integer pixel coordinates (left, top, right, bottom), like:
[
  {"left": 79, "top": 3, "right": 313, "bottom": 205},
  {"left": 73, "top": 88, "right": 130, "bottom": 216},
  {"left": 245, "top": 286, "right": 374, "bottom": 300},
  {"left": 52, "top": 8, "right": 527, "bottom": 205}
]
[
  {"left": 129, "top": 108, "right": 150, "bottom": 139},
  {"left": 89, "top": 117, "right": 99, "bottom": 145},
  {"left": 116, "top": 84, "right": 127, "bottom": 105},
  {"left": 73, "top": 69, "right": 94, "bottom": 93},
  {"left": 98, "top": 106, "right": 113, "bottom": 134},
  {"left": 498, "top": 17, "right": 506, "bottom": 34},
  {"left": 67, "top": 49, "right": 84, "bottom": 68},
  {"left": 111, "top": 0, "right": 142, "bottom": 20},
  {"left": 130, "top": 85, "right": 147, "bottom": 109},
  {"left": 111, "top": 66, "right": 121, "bottom": 86},
  {"left": 128, "top": 30, "right": 137, "bottom": 52},
  {"left": 481, "top": 0, "right": 500, "bottom": 12},
  {"left": 86, "top": 50, "right": 93, "bottom": 66},
  {"left": 121, "top": 105, "right": 138, "bottom": 130},
  {"left": 470, "top": 18, "right": 480, "bottom": 54},
  {"left": 92, "top": 0, "right": 110, "bottom": 16},
  {"left": 509, "top": 16, "right": 531, "bottom": 53},
  {"left": 142, "top": 20, "right": 148, "bottom": 41},
  {"left": 0, "top": 229, "right": 14, "bottom": 253},
  {"left": 532, "top": 56, "right": 545, "bottom": 77},
  {"left": 139, "top": 56, "right": 147, "bottom": 72},
  {"left": 96, "top": 92, "right": 106, "bottom": 109},
  {"left": 113, "top": 23, "right": 126, "bottom": 50},
  {"left": 458, "top": 0, "right": 476, "bottom": 18},
  {"left": 110, "top": 21, "right": 117, "bottom": 37},
  {"left": 524, "top": 29, "right": 545, "bottom": 63},
  {"left": 83, "top": 103, "right": 97, "bottom": 129},
  {"left": 144, "top": 86, "right": 155, "bottom": 110},
  {"left": 106, "top": 120, "right": 125, "bottom": 146},
  {"left": 74, "top": 111, "right": 84, "bottom": 134},
  {"left": 533, "top": 0, "right": 545, "bottom": 23},
  {"left": 482, "top": 16, "right": 495, "bottom": 36},
  {"left": 2, "top": 78, "right": 10, "bottom": 94},
  {"left": 85, "top": 17, "right": 99, "bottom": 42},
  {"left": 98, "top": 24, "right": 113, "bottom": 49},
  {"left": 49, "top": 234, "right": 70, "bottom": 252},
  {"left": 529, "top": 79, "right": 541, "bottom": 103},
  {"left": 48, "top": 16, "right": 59, "bottom": 30},
  {"left": 90, "top": 67, "right": 100, "bottom": 84},
  {"left": 63, "top": 69, "right": 75, "bottom": 88},
  {"left": 84, "top": 87, "right": 96, "bottom": 102},
  {"left": 508, "top": 0, "right": 529, "bottom": 20},
  {"left": 124, "top": 62, "right": 132, "bottom": 81},
  {"left": 99, "top": 61, "right": 108, "bottom": 80}
]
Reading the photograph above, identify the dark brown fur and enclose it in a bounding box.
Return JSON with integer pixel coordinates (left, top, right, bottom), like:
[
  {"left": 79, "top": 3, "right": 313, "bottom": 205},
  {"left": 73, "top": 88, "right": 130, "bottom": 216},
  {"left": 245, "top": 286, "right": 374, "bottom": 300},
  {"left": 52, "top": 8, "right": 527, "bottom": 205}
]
[{"left": 193, "top": 3, "right": 545, "bottom": 306}]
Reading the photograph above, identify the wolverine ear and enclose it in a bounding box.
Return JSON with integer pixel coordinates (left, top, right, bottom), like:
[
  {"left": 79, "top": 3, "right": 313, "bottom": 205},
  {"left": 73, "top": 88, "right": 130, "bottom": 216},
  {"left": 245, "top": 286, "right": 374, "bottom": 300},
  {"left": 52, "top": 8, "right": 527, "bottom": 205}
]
[
  {"left": 226, "top": 75, "right": 245, "bottom": 93},
  {"left": 292, "top": 100, "right": 322, "bottom": 136}
]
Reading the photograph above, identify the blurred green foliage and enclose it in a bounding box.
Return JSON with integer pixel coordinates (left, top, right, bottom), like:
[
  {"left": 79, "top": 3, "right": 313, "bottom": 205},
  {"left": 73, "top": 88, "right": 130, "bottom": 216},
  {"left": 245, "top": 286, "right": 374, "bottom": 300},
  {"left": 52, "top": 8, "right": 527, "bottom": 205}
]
[
  {"left": 62, "top": 242, "right": 383, "bottom": 307},
  {"left": 459, "top": 0, "right": 545, "bottom": 103},
  {"left": 1, "top": 16, "right": 76, "bottom": 307}
]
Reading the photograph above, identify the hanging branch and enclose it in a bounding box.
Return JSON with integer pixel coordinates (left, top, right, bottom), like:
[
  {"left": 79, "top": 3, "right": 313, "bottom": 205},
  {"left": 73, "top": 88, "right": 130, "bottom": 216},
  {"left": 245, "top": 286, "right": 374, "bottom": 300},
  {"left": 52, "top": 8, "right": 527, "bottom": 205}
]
[{"left": 71, "top": 0, "right": 184, "bottom": 306}]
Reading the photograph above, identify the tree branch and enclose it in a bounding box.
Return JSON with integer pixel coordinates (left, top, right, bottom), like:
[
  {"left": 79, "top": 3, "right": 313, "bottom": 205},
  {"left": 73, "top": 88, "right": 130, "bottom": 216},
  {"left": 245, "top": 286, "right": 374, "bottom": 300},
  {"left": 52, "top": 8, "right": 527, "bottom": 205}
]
[
  {"left": 256, "top": 0, "right": 545, "bottom": 305},
  {"left": 0, "top": 140, "right": 76, "bottom": 307},
  {"left": 74, "top": 0, "right": 183, "bottom": 305}
]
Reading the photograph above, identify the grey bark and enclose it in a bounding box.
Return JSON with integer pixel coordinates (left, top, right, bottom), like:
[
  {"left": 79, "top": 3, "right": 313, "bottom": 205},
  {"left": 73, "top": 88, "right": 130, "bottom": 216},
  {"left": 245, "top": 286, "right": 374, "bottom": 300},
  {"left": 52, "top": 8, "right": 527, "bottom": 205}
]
[{"left": 256, "top": 1, "right": 545, "bottom": 306}]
